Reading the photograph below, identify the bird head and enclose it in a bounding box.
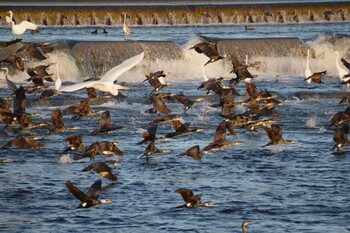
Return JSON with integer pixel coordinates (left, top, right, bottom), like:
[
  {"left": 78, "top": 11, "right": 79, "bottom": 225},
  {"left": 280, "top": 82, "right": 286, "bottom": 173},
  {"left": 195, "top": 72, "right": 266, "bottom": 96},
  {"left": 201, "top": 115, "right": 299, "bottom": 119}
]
[{"left": 100, "top": 199, "right": 112, "bottom": 204}]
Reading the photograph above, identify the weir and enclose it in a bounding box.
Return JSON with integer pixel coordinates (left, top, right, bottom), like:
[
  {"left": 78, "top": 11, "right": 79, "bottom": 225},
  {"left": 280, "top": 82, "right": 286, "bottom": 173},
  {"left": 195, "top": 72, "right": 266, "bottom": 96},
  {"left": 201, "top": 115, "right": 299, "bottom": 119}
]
[
  {"left": 0, "top": 37, "right": 307, "bottom": 77},
  {"left": 0, "top": 2, "right": 349, "bottom": 26}
]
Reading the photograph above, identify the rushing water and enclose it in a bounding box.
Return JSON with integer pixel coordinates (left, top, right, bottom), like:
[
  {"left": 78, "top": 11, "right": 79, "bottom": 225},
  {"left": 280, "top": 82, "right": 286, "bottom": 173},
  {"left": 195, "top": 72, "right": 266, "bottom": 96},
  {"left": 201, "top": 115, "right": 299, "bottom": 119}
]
[{"left": 0, "top": 18, "right": 350, "bottom": 233}]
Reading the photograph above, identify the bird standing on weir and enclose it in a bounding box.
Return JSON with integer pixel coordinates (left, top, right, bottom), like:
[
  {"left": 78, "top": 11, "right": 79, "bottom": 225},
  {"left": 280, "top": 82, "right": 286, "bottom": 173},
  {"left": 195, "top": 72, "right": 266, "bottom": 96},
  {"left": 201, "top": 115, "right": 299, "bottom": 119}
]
[{"left": 6, "top": 11, "right": 38, "bottom": 39}]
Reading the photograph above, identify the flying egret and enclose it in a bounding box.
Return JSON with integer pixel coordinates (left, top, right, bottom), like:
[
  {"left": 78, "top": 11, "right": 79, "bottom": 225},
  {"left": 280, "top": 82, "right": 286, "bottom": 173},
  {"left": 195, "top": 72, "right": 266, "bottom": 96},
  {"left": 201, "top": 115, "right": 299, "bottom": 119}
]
[
  {"left": 123, "top": 13, "right": 131, "bottom": 40},
  {"left": 58, "top": 52, "right": 144, "bottom": 96},
  {"left": 6, "top": 11, "right": 38, "bottom": 39}
]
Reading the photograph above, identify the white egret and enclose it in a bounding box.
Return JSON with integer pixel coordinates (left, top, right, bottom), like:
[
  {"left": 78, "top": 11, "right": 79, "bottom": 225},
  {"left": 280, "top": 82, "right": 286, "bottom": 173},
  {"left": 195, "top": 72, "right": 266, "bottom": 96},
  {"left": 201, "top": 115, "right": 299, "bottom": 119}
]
[
  {"left": 202, "top": 65, "right": 209, "bottom": 81},
  {"left": 335, "top": 51, "right": 350, "bottom": 82},
  {"left": 304, "top": 49, "right": 312, "bottom": 83},
  {"left": 6, "top": 11, "right": 38, "bottom": 38},
  {"left": 304, "top": 49, "right": 327, "bottom": 84},
  {"left": 58, "top": 52, "right": 144, "bottom": 96},
  {"left": 123, "top": 14, "right": 131, "bottom": 40},
  {"left": 54, "top": 64, "right": 62, "bottom": 91},
  {"left": 0, "top": 67, "right": 17, "bottom": 92}
]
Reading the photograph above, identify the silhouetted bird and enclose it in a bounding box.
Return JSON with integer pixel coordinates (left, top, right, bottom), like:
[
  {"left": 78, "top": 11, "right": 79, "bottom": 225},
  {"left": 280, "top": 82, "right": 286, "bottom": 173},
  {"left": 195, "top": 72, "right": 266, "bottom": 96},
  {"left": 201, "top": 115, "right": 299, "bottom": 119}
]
[
  {"left": 165, "top": 119, "right": 202, "bottom": 138},
  {"left": 146, "top": 93, "right": 175, "bottom": 114},
  {"left": 64, "top": 134, "right": 84, "bottom": 152},
  {"left": 175, "top": 188, "right": 214, "bottom": 208},
  {"left": 190, "top": 41, "right": 224, "bottom": 66},
  {"left": 329, "top": 106, "right": 350, "bottom": 126},
  {"left": 140, "top": 140, "right": 171, "bottom": 160},
  {"left": 74, "top": 141, "right": 123, "bottom": 161},
  {"left": 262, "top": 124, "right": 295, "bottom": 147},
  {"left": 65, "top": 179, "right": 112, "bottom": 208},
  {"left": 228, "top": 54, "right": 254, "bottom": 85},
  {"left": 82, "top": 162, "right": 118, "bottom": 181},
  {"left": 180, "top": 145, "right": 204, "bottom": 161},
  {"left": 174, "top": 92, "right": 194, "bottom": 113},
  {"left": 332, "top": 123, "right": 350, "bottom": 153},
  {"left": 143, "top": 70, "right": 168, "bottom": 92},
  {"left": 49, "top": 108, "right": 79, "bottom": 132},
  {"left": 204, "top": 119, "right": 240, "bottom": 151},
  {"left": 2, "top": 136, "right": 43, "bottom": 149},
  {"left": 91, "top": 110, "right": 124, "bottom": 135}
]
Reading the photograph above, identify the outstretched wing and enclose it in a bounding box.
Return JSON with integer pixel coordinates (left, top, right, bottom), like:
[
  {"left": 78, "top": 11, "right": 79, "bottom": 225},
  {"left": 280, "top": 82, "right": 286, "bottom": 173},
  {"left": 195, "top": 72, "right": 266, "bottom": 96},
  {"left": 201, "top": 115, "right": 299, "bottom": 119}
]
[
  {"left": 18, "top": 21, "right": 38, "bottom": 31},
  {"left": 59, "top": 80, "right": 95, "bottom": 92},
  {"left": 66, "top": 181, "right": 89, "bottom": 202},
  {"left": 101, "top": 52, "right": 144, "bottom": 82}
]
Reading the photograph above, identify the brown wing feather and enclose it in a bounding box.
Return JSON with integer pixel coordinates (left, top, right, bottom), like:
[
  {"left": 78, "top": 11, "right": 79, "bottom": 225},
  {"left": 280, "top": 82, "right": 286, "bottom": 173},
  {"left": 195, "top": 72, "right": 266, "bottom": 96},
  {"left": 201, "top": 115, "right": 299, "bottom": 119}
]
[
  {"left": 176, "top": 188, "right": 194, "bottom": 203},
  {"left": 66, "top": 181, "right": 90, "bottom": 202}
]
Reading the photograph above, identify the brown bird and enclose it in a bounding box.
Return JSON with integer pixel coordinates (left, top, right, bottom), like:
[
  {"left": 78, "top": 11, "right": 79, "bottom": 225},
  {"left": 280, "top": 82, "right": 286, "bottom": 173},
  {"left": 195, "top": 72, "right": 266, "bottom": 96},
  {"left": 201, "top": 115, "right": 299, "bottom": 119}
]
[
  {"left": 48, "top": 108, "right": 79, "bottom": 132},
  {"left": 175, "top": 188, "right": 214, "bottom": 208},
  {"left": 262, "top": 124, "right": 295, "bottom": 147},
  {"left": 304, "top": 71, "right": 328, "bottom": 84},
  {"left": 140, "top": 140, "right": 172, "bottom": 160},
  {"left": 146, "top": 93, "right": 175, "bottom": 114},
  {"left": 180, "top": 145, "right": 204, "bottom": 161},
  {"left": 339, "top": 93, "right": 350, "bottom": 104},
  {"left": 204, "top": 119, "right": 240, "bottom": 151},
  {"left": 0, "top": 54, "right": 24, "bottom": 71},
  {"left": 72, "top": 99, "right": 104, "bottom": 120},
  {"left": 241, "top": 221, "right": 251, "bottom": 233},
  {"left": 228, "top": 54, "right": 254, "bottom": 85},
  {"left": 143, "top": 70, "right": 168, "bottom": 92},
  {"left": 2, "top": 136, "right": 43, "bottom": 149},
  {"left": 16, "top": 114, "right": 48, "bottom": 131},
  {"left": 332, "top": 123, "right": 350, "bottom": 154},
  {"left": 91, "top": 111, "right": 123, "bottom": 135},
  {"left": 13, "top": 86, "right": 26, "bottom": 115},
  {"left": 174, "top": 92, "right": 194, "bottom": 113},
  {"left": 35, "top": 89, "right": 58, "bottom": 101},
  {"left": 198, "top": 77, "right": 227, "bottom": 95},
  {"left": 165, "top": 119, "right": 203, "bottom": 138},
  {"left": 25, "top": 74, "right": 55, "bottom": 87},
  {"left": 329, "top": 106, "right": 350, "bottom": 126},
  {"left": 26, "top": 63, "right": 54, "bottom": 77},
  {"left": 190, "top": 41, "right": 224, "bottom": 66},
  {"left": 64, "top": 134, "right": 84, "bottom": 152},
  {"left": 152, "top": 114, "right": 182, "bottom": 124},
  {"left": 74, "top": 141, "right": 123, "bottom": 161},
  {"left": 85, "top": 87, "right": 110, "bottom": 100},
  {"left": 66, "top": 179, "right": 112, "bottom": 208},
  {"left": 16, "top": 42, "right": 48, "bottom": 60},
  {"left": 137, "top": 124, "right": 167, "bottom": 144},
  {"left": 82, "top": 162, "right": 118, "bottom": 181}
]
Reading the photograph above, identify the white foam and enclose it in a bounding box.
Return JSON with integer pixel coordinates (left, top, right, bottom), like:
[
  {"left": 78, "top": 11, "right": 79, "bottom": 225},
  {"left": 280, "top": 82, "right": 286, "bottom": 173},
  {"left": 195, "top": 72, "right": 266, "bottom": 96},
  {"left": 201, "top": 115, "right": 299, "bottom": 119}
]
[
  {"left": 58, "top": 154, "right": 73, "bottom": 164},
  {"left": 306, "top": 115, "right": 318, "bottom": 128}
]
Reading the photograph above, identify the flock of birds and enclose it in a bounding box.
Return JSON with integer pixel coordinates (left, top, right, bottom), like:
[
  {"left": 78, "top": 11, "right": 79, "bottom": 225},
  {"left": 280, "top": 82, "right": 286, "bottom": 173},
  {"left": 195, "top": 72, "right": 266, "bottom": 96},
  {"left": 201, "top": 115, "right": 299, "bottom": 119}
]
[{"left": 1, "top": 10, "right": 350, "bottom": 232}]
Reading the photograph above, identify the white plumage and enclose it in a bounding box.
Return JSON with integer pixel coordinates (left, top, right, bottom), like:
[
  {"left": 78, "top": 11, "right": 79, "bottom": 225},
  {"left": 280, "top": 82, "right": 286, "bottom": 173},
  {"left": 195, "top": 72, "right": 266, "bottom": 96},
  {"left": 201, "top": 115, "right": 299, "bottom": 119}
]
[
  {"left": 335, "top": 51, "right": 349, "bottom": 82},
  {"left": 6, "top": 11, "right": 38, "bottom": 37},
  {"left": 123, "top": 14, "right": 131, "bottom": 40},
  {"left": 304, "top": 49, "right": 312, "bottom": 84},
  {"left": 57, "top": 52, "right": 144, "bottom": 96}
]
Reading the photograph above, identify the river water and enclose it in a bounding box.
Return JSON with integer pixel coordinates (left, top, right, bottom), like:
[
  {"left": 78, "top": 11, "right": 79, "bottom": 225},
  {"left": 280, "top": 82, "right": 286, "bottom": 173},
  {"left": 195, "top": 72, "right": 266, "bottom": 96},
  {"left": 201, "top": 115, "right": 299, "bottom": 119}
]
[{"left": 0, "top": 8, "right": 350, "bottom": 233}]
